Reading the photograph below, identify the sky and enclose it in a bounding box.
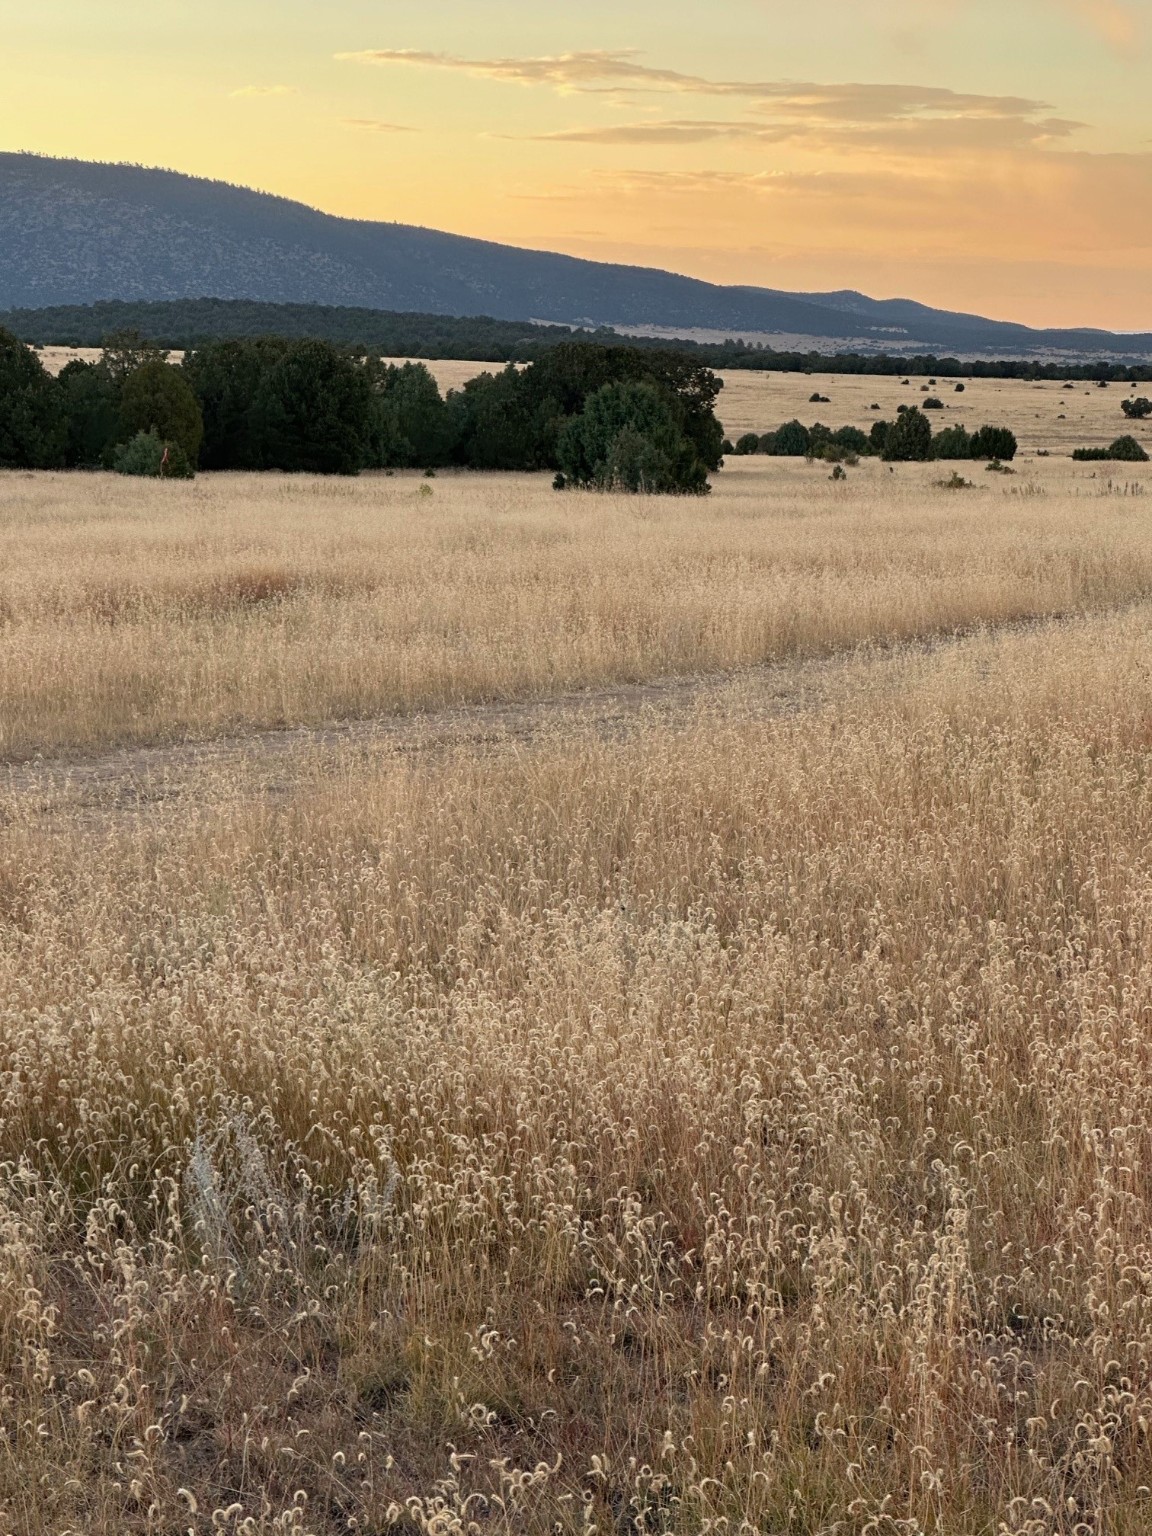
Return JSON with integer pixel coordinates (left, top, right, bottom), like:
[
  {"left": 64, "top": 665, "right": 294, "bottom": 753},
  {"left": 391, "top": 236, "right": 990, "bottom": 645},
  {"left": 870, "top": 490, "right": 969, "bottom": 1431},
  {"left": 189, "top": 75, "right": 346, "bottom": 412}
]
[{"left": 3, "top": 0, "right": 1151, "bottom": 329}]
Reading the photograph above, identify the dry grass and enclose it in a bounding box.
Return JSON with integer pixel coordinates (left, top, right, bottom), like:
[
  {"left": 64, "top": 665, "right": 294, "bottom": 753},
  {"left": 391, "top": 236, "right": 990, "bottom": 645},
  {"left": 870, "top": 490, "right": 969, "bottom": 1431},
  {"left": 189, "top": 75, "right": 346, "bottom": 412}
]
[
  {"left": 2, "top": 455, "right": 1151, "bottom": 759},
  {"left": 5, "top": 606, "right": 1152, "bottom": 1531},
  {"left": 6, "top": 408, "right": 1152, "bottom": 1531}
]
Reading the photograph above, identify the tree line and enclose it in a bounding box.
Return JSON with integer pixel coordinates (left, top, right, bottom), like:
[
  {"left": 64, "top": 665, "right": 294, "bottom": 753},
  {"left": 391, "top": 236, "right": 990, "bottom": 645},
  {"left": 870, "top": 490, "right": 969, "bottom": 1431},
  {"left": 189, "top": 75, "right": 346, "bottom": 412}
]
[
  {"left": 0, "top": 329, "right": 725, "bottom": 492},
  {"left": 5, "top": 299, "right": 1151, "bottom": 384},
  {"left": 731, "top": 409, "right": 1018, "bottom": 463}
]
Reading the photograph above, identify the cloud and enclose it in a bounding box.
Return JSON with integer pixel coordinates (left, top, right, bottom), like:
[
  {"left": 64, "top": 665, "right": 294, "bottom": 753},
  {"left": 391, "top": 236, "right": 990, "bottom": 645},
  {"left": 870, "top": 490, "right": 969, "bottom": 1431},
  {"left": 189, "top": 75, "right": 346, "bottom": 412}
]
[
  {"left": 337, "top": 49, "right": 1051, "bottom": 120},
  {"left": 335, "top": 48, "right": 707, "bottom": 94},
  {"left": 230, "top": 85, "right": 296, "bottom": 99},
  {"left": 344, "top": 118, "right": 417, "bottom": 134},
  {"left": 528, "top": 114, "right": 1083, "bottom": 152}
]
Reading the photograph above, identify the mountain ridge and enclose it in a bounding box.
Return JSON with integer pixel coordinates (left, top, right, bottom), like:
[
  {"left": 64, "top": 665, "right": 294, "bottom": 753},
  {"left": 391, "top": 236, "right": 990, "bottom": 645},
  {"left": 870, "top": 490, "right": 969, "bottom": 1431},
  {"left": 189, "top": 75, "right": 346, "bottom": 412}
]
[{"left": 3, "top": 152, "right": 1151, "bottom": 360}]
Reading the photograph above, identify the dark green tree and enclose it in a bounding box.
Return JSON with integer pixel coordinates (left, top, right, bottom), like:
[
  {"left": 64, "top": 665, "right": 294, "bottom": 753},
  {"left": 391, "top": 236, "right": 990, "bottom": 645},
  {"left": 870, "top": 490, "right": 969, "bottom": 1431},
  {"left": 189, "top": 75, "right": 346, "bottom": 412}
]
[
  {"left": 969, "top": 425, "right": 1018, "bottom": 462},
  {"left": 557, "top": 381, "right": 710, "bottom": 494},
  {"left": 119, "top": 360, "right": 204, "bottom": 465},
  {"left": 254, "top": 340, "right": 372, "bottom": 474},
  {"left": 769, "top": 420, "right": 812, "bottom": 456},
  {"left": 930, "top": 424, "right": 973, "bottom": 460},
  {"left": 0, "top": 327, "right": 65, "bottom": 468},
  {"left": 733, "top": 432, "right": 762, "bottom": 455},
  {"left": 100, "top": 329, "right": 170, "bottom": 385},
  {"left": 183, "top": 338, "right": 289, "bottom": 469},
  {"left": 57, "top": 359, "right": 119, "bottom": 467},
  {"left": 883, "top": 407, "right": 933, "bottom": 462},
  {"left": 364, "top": 360, "right": 455, "bottom": 468},
  {"left": 832, "top": 425, "right": 872, "bottom": 454}
]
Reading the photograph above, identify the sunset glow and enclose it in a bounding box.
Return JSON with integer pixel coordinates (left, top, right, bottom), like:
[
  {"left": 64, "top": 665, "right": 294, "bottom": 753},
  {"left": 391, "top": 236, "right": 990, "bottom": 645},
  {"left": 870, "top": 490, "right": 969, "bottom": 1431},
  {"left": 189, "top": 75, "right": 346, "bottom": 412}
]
[{"left": 3, "top": 0, "right": 1150, "bottom": 327}]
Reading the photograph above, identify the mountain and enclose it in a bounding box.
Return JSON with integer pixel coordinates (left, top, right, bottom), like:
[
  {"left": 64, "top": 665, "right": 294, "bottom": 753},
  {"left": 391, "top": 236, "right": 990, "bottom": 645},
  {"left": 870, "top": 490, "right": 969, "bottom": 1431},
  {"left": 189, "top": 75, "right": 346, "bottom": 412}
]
[{"left": 3, "top": 152, "right": 1151, "bottom": 360}]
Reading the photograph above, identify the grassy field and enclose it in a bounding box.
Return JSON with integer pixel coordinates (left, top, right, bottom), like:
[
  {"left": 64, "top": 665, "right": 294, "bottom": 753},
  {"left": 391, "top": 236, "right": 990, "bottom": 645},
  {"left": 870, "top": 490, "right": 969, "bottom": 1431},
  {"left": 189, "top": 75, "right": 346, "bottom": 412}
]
[
  {"left": 4, "top": 415, "right": 1152, "bottom": 1533},
  {"left": 2, "top": 455, "right": 1152, "bottom": 760}
]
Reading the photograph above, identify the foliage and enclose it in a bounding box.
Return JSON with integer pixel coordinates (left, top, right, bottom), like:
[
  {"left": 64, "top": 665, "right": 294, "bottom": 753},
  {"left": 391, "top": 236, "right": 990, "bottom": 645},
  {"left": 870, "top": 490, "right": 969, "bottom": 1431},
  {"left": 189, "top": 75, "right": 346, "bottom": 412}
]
[
  {"left": 100, "top": 327, "right": 169, "bottom": 384},
  {"left": 766, "top": 419, "right": 811, "bottom": 456},
  {"left": 930, "top": 425, "right": 973, "bottom": 460},
  {"left": 113, "top": 428, "right": 194, "bottom": 478},
  {"left": 922, "top": 396, "right": 944, "bottom": 409},
  {"left": 119, "top": 358, "right": 204, "bottom": 465},
  {"left": 882, "top": 405, "right": 933, "bottom": 461},
  {"left": 254, "top": 339, "right": 372, "bottom": 474},
  {"left": 7, "top": 299, "right": 1152, "bottom": 384},
  {"left": 733, "top": 432, "right": 762, "bottom": 456},
  {"left": 1073, "top": 435, "right": 1150, "bottom": 462},
  {"left": 183, "top": 338, "right": 290, "bottom": 470},
  {"left": 364, "top": 360, "right": 454, "bottom": 469},
  {"left": 1122, "top": 397, "right": 1152, "bottom": 419},
  {"left": 0, "top": 325, "right": 65, "bottom": 468},
  {"left": 449, "top": 344, "right": 725, "bottom": 476},
  {"left": 970, "top": 425, "right": 1018, "bottom": 462},
  {"left": 556, "top": 380, "right": 710, "bottom": 494},
  {"left": 56, "top": 359, "right": 118, "bottom": 467}
]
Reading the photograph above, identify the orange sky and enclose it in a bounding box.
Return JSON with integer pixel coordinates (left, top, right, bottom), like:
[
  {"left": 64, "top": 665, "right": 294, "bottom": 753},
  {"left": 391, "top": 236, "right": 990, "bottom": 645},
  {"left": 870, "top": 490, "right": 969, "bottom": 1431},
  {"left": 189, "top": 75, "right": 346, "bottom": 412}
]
[{"left": 3, "top": 0, "right": 1151, "bottom": 328}]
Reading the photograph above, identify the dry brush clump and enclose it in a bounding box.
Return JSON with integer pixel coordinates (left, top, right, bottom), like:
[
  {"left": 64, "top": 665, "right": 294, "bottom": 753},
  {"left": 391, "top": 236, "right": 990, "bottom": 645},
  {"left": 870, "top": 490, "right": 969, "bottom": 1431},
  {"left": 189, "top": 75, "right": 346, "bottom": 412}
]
[
  {"left": 3, "top": 462, "right": 1152, "bottom": 758},
  {"left": 5, "top": 608, "right": 1152, "bottom": 1530}
]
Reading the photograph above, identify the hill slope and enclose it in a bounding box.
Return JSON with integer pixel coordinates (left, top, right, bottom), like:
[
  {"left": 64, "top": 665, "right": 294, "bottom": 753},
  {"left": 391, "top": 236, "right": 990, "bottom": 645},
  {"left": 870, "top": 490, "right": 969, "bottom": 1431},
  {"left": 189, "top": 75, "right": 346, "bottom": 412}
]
[{"left": 2, "top": 153, "right": 1151, "bottom": 359}]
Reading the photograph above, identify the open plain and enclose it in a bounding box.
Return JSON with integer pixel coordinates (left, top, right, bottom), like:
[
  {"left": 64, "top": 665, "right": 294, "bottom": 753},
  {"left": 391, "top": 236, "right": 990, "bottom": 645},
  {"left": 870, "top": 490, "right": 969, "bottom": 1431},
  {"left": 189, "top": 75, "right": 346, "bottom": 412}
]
[{"left": 4, "top": 385, "right": 1152, "bottom": 1533}]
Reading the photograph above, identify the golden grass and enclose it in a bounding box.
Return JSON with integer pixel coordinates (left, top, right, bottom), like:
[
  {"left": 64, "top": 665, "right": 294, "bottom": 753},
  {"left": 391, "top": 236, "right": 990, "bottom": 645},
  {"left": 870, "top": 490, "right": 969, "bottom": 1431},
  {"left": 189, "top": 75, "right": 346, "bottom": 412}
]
[
  {"left": 2, "top": 455, "right": 1151, "bottom": 759},
  {"left": 5, "top": 606, "right": 1152, "bottom": 1531},
  {"left": 6, "top": 405, "right": 1152, "bottom": 1530}
]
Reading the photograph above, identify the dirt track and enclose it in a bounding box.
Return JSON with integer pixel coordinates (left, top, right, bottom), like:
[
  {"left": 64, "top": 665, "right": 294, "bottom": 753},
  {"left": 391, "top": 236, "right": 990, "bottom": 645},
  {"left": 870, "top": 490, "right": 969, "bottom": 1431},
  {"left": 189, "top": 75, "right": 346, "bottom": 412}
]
[{"left": 1, "top": 603, "right": 1126, "bottom": 830}]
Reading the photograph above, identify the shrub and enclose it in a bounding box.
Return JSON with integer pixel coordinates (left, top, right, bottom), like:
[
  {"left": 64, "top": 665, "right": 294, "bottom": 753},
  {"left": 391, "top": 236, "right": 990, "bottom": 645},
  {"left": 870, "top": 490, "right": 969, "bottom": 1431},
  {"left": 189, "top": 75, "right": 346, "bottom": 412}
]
[
  {"left": 870, "top": 420, "right": 893, "bottom": 453},
  {"left": 931, "top": 425, "right": 973, "bottom": 460},
  {"left": 809, "top": 392, "right": 830, "bottom": 404},
  {"left": 1121, "top": 398, "right": 1152, "bottom": 420},
  {"left": 955, "top": 383, "right": 966, "bottom": 393},
  {"left": 832, "top": 425, "right": 871, "bottom": 455},
  {"left": 757, "top": 432, "right": 778, "bottom": 454},
  {"left": 733, "top": 432, "right": 762, "bottom": 456},
  {"left": 970, "top": 425, "right": 1018, "bottom": 462},
  {"left": 922, "top": 397, "right": 944, "bottom": 409},
  {"left": 557, "top": 380, "right": 710, "bottom": 494},
  {"left": 1073, "top": 436, "right": 1149, "bottom": 463},
  {"left": 114, "top": 428, "right": 195, "bottom": 478},
  {"left": 767, "top": 419, "right": 811, "bottom": 456},
  {"left": 882, "top": 406, "right": 933, "bottom": 462}
]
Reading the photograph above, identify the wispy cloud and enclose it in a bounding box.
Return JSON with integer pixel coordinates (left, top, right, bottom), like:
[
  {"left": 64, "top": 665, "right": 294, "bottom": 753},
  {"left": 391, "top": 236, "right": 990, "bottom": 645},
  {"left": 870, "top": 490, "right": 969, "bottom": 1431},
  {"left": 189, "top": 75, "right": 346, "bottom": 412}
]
[
  {"left": 343, "top": 118, "right": 417, "bottom": 134},
  {"left": 528, "top": 113, "right": 1083, "bottom": 152},
  {"left": 230, "top": 84, "right": 296, "bottom": 99},
  {"left": 337, "top": 49, "right": 1053, "bottom": 123}
]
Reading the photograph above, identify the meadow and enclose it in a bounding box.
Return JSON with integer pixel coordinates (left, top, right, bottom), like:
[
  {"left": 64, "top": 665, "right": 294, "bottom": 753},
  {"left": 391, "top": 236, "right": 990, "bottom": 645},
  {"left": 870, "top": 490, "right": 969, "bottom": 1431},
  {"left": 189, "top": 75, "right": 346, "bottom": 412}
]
[{"left": 3, "top": 389, "right": 1152, "bottom": 1534}]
